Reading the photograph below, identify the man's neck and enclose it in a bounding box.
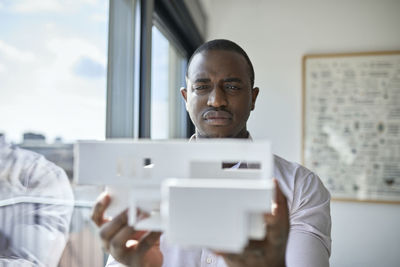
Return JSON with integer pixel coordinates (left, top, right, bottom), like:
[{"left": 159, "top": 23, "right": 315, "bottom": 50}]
[{"left": 194, "top": 129, "right": 250, "bottom": 139}]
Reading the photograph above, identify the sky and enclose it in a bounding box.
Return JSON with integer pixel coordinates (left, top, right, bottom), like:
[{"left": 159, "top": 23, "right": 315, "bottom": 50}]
[{"left": 0, "top": 0, "right": 109, "bottom": 143}]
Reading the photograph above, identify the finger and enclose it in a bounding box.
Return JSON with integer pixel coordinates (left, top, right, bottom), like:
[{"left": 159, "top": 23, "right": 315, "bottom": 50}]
[
  {"left": 91, "top": 192, "right": 111, "bottom": 227},
  {"left": 136, "top": 232, "right": 162, "bottom": 256},
  {"left": 104, "top": 208, "right": 149, "bottom": 253},
  {"left": 99, "top": 210, "right": 129, "bottom": 250},
  {"left": 137, "top": 208, "right": 150, "bottom": 220},
  {"left": 272, "top": 179, "right": 288, "bottom": 218},
  {"left": 264, "top": 205, "right": 288, "bottom": 226},
  {"left": 264, "top": 213, "right": 277, "bottom": 226},
  {"left": 263, "top": 179, "right": 289, "bottom": 228},
  {"left": 246, "top": 239, "right": 266, "bottom": 250},
  {"left": 109, "top": 226, "right": 138, "bottom": 258},
  {"left": 273, "top": 179, "right": 287, "bottom": 207},
  {"left": 263, "top": 181, "right": 290, "bottom": 247},
  {"left": 218, "top": 253, "right": 244, "bottom": 265}
]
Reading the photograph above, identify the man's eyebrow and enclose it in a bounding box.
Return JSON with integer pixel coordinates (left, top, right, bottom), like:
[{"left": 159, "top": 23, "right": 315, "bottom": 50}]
[
  {"left": 193, "top": 78, "right": 211, "bottom": 83},
  {"left": 223, "top": 77, "right": 242, "bottom": 83}
]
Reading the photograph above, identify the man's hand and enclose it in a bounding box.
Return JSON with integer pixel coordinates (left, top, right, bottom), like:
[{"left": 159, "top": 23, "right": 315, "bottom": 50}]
[
  {"left": 91, "top": 194, "right": 163, "bottom": 267},
  {"left": 218, "top": 179, "right": 289, "bottom": 267}
]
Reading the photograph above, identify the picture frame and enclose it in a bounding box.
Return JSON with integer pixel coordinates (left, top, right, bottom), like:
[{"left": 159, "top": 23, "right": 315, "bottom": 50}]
[{"left": 302, "top": 51, "right": 400, "bottom": 203}]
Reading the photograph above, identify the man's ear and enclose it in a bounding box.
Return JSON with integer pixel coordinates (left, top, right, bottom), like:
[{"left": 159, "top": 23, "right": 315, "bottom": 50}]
[
  {"left": 180, "top": 87, "right": 188, "bottom": 110},
  {"left": 251, "top": 87, "right": 259, "bottom": 110},
  {"left": 180, "top": 87, "right": 188, "bottom": 102}
]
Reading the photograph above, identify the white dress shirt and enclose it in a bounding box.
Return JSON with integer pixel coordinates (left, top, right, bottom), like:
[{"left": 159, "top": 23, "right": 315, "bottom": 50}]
[
  {"left": 0, "top": 138, "right": 74, "bottom": 266},
  {"left": 106, "top": 153, "right": 331, "bottom": 267}
]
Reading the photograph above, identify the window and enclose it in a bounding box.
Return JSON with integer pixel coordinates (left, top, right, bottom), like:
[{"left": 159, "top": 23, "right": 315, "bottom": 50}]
[
  {"left": 150, "top": 25, "right": 186, "bottom": 139},
  {"left": 106, "top": 0, "right": 205, "bottom": 139},
  {"left": 0, "top": 0, "right": 109, "bottom": 179},
  {"left": 0, "top": 1, "right": 110, "bottom": 266},
  {"left": 0, "top": 0, "right": 206, "bottom": 266},
  {"left": 0, "top": 0, "right": 109, "bottom": 144}
]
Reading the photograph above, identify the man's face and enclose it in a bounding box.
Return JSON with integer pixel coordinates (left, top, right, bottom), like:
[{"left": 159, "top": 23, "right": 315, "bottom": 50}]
[{"left": 181, "top": 50, "right": 259, "bottom": 138}]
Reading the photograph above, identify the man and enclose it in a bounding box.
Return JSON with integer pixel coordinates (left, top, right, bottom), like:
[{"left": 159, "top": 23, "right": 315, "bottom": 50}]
[
  {"left": 92, "top": 39, "right": 331, "bottom": 267},
  {"left": 0, "top": 136, "right": 74, "bottom": 266}
]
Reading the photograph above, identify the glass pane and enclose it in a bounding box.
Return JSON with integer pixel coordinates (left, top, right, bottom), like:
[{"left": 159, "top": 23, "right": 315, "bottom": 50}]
[
  {"left": 0, "top": 1, "right": 108, "bottom": 144},
  {"left": 0, "top": 0, "right": 108, "bottom": 180},
  {"left": 150, "top": 25, "right": 186, "bottom": 139},
  {"left": 0, "top": 1, "right": 109, "bottom": 266}
]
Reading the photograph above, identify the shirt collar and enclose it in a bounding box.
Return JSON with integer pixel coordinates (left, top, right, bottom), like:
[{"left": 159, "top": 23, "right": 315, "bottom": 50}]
[{"left": 189, "top": 132, "right": 253, "bottom": 141}]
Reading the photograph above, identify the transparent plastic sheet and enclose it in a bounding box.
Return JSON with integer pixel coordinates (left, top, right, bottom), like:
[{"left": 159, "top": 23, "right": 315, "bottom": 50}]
[
  {"left": 0, "top": 140, "right": 75, "bottom": 266},
  {"left": 0, "top": 201, "right": 72, "bottom": 266}
]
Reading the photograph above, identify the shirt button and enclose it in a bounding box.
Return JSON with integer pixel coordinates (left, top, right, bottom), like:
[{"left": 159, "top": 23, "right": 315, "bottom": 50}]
[{"left": 206, "top": 257, "right": 213, "bottom": 264}]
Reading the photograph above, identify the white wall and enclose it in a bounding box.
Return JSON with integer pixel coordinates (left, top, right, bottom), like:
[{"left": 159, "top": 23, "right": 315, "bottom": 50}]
[{"left": 202, "top": 0, "right": 400, "bottom": 266}]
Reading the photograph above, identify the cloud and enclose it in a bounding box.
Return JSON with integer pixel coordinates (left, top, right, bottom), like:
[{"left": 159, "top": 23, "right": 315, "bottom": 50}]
[
  {"left": 46, "top": 37, "right": 106, "bottom": 66},
  {"left": 1, "top": 0, "right": 103, "bottom": 14},
  {"left": 0, "top": 1, "right": 109, "bottom": 143},
  {"left": 0, "top": 40, "right": 35, "bottom": 62},
  {"left": 7, "top": 0, "right": 63, "bottom": 13},
  {"left": 43, "top": 37, "right": 107, "bottom": 81},
  {"left": 25, "top": 36, "right": 108, "bottom": 98},
  {"left": 0, "top": 36, "right": 108, "bottom": 142},
  {"left": 90, "top": 13, "right": 108, "bottom": 23},
  {"left": 0, "top": 63, "right": 5, "bottom": 73},
  {"left": 73, "top": 56, "right": 106, "bottom": 78},
  {"left": 81, "top": 0, "right": 100, "bottom": 5}
]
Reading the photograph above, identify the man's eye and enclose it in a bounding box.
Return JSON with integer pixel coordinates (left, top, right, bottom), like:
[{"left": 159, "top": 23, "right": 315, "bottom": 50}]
[
  {"left": 194, "top": 85, "right": 210, "bottom": 90},
  {"left": 225, "top": 84, "right": 240, "bottom": 90}
]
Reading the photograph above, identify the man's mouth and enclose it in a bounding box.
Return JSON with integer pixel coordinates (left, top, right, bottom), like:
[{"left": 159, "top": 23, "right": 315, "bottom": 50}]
[{"left": 203, "top": 110, "right": 232, "bottom": 126}]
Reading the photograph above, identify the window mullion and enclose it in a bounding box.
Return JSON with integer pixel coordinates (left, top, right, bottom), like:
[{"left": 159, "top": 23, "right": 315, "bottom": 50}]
[
  {"left": 106, "top": 0, "right": 137, "bottom": 138},
  {"left": 138, "top": 0, "right": 154, "bottom": 138}
]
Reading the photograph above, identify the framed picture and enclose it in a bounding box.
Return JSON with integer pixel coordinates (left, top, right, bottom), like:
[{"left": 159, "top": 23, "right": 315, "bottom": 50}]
[{"left": 302, "top": 51, "right": 400, "bottom": 203}]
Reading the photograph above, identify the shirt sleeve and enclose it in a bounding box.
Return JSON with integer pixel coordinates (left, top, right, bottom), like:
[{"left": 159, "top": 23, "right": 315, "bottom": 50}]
[{"left": 286, "top": 171, "right": 332, "bottom": 267}]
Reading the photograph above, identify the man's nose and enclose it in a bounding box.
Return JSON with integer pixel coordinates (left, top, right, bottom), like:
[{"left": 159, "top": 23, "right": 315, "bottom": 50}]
[{"left": 207, "top": 86, "right": 228, "bottom": 108}]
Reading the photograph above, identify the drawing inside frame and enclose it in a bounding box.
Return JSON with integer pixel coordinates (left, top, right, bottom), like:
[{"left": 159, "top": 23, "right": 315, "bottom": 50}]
[{"left": 302, "top": 51, "right": 400, "bottom": 203}]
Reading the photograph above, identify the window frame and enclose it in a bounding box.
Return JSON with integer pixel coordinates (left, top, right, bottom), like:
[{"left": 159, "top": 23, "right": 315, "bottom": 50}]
[{"left": 106, "top": 0, "right": 205, "bottom": 139}]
